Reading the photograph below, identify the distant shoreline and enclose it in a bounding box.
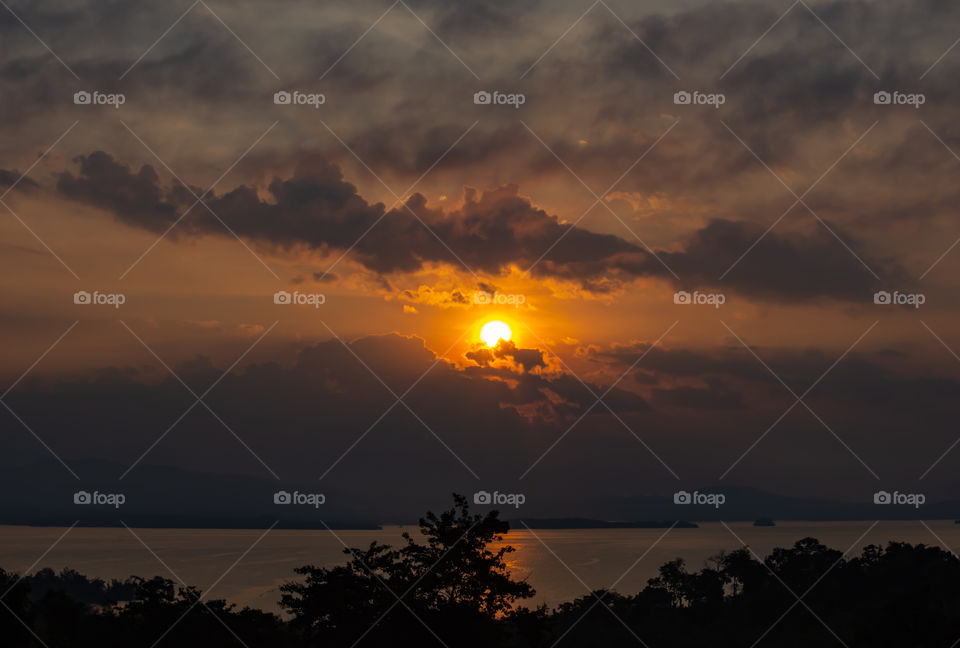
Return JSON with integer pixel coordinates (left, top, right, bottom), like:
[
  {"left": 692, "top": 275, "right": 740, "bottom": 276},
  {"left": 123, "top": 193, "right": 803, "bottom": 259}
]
[
  {"left": 0, "top": 519, "right": 382, "bottom": 531},
  {"left": 510, "top": 518, "right": 699, "bottom": 529},
  {"left": 2, "top": 517, "right": 958, "bottom": 531}
]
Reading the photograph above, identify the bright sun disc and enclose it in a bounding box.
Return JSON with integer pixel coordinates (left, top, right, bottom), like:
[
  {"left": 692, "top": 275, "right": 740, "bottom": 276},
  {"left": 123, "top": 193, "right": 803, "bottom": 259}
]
[{"left": 480, "top": 321, "right": 512, "bottom": 347}]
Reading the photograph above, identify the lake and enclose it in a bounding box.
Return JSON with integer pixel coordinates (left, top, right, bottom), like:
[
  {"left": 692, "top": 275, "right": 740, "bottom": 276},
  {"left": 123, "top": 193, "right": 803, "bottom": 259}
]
[{"left": 1, "top": 521, "right": 957, "bottom": 613}]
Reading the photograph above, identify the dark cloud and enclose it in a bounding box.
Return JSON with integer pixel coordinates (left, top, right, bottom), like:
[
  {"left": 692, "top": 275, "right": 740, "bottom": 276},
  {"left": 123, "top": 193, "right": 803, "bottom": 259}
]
[
  {"left": 406, "top": 0, "right": 534, "bottom": 38},
  {"left": 0, "top": 168, "right": 38, "bottom": 192},
  {"left": 659, "top": 218, "right": 907, "bottom": 301},
  {"left": 4, "top": 331, "right": 960, "bottom": 519},
  {"left": 652, "top": 378, "right": 746, "bottom": 411},
  {"left": 3, "top": 0, "right": 959, "bottom": 273},
  {"left": 3, "top": 0, "right": 960, "bottom": 525},
  {"left": 465, "top": 339, "right": 549, "bottom": 373},
  {"left": 57, "top": 152, "right": 191, "bottom": 230},
  {"left": 0, "top": 333, "right": 649, "bottom": 488},
  {"left": 590, "top": 338, "right": 960, "bottom": 419},
  {"left": 55, "top": 151, "right": 904, "bottom": 301}
]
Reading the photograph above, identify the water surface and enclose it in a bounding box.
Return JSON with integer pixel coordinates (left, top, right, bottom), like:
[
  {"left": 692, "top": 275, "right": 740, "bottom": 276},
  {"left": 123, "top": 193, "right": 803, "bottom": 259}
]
[{"left": 1, "top": 521, "right": 955, "bottom": 613}]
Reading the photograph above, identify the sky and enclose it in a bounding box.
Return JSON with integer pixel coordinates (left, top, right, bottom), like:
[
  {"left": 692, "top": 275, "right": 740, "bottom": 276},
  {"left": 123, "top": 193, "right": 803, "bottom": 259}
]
[{"left": 1, "top": 0, "right": 960, "bottom": 522}]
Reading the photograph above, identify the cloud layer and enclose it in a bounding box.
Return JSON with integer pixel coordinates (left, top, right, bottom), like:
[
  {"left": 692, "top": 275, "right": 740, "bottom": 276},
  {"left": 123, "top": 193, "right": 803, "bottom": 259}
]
[{"left": 54, "top": 151, "right": 903, "bottom": 301}]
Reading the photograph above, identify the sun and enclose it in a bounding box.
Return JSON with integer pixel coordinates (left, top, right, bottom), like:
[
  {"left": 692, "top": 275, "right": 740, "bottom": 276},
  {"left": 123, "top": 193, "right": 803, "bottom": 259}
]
[{"left": 480, "top": 320, "right": 512, "bottom": 347}]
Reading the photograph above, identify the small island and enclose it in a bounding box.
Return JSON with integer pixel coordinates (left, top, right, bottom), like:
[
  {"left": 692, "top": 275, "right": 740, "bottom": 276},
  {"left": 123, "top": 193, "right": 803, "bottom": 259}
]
[{"left": 753, "top": 517, "right": 776, "bottom": 526}]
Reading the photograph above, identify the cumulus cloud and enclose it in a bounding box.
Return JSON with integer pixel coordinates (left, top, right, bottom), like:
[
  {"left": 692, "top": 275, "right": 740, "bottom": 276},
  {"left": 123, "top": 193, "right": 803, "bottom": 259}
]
[
  {"left": 55, "top": 151, "right": 904, "bottom": 302},
  {"left": 465, "top": 339, "right": 550, "bottom": 373}
]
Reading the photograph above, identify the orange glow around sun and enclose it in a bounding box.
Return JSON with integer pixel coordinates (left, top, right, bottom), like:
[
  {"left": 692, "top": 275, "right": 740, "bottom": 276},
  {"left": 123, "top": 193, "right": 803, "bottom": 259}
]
[{"left": 480, "top": 320, "right": 512, "bottom": 347}]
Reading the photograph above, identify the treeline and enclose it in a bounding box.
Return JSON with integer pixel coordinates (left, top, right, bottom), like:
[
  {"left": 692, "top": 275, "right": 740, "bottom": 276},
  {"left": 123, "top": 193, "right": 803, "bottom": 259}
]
[{"left": 3, "top": 495, "right": 959, "bottom": 647}]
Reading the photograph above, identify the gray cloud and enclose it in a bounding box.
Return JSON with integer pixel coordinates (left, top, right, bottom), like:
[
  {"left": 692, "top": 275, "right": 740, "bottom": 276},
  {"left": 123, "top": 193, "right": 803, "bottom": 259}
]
[
  {"left": 4, "top": 331, "right": 959, "bottom": 519},
  {"left": 0, "top": 168, "right": 38, "bottom": 192},
  {"left": 55, "top": 151, "right": 904, "bottom": 301}
]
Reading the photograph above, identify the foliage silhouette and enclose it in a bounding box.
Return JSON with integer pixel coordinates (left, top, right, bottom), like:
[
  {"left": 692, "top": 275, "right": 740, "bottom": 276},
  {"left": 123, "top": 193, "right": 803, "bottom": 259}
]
[
  {"left": 2, "top": 495, "right": 960, "bottom": 646},
  {"left": 279, "top": 493, "right": 534, "bottom": 646}
]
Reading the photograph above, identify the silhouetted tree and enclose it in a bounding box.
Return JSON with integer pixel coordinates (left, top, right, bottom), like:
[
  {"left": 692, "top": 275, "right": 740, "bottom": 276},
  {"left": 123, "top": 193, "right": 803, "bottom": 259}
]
[
  {"left": 280, "top": 493, "right": 535, "bottom": 646},
  {"left": 5, "top": 509, "right": 960, "bottom": 647}
]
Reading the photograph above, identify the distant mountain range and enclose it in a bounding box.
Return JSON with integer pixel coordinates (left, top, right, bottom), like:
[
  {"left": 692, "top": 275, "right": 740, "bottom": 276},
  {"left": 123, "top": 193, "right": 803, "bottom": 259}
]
[
  {"left": 591, "top": 485, "right": 960, "bottom": 523},
  {"left": 0, "top": 459, "right": 380, "bottom": 530},
  {"left": 1, "top": 461, "right": 955, "bottom": 529}
]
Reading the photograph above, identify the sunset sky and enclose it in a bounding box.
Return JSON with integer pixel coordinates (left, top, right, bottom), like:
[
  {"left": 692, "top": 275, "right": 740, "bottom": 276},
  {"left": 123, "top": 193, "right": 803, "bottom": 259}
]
[{"left": 2, "top": 0, "right": 959, "bottom": 521}]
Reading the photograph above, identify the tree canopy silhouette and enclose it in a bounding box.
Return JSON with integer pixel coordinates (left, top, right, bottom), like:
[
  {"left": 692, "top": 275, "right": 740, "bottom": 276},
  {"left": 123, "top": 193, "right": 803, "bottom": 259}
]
[
  {"left": 3, "top": 495, "right": 960, "bottom": 646},
  {"left": 279, "top": 493, "right": 535, "bottom": 646}
]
